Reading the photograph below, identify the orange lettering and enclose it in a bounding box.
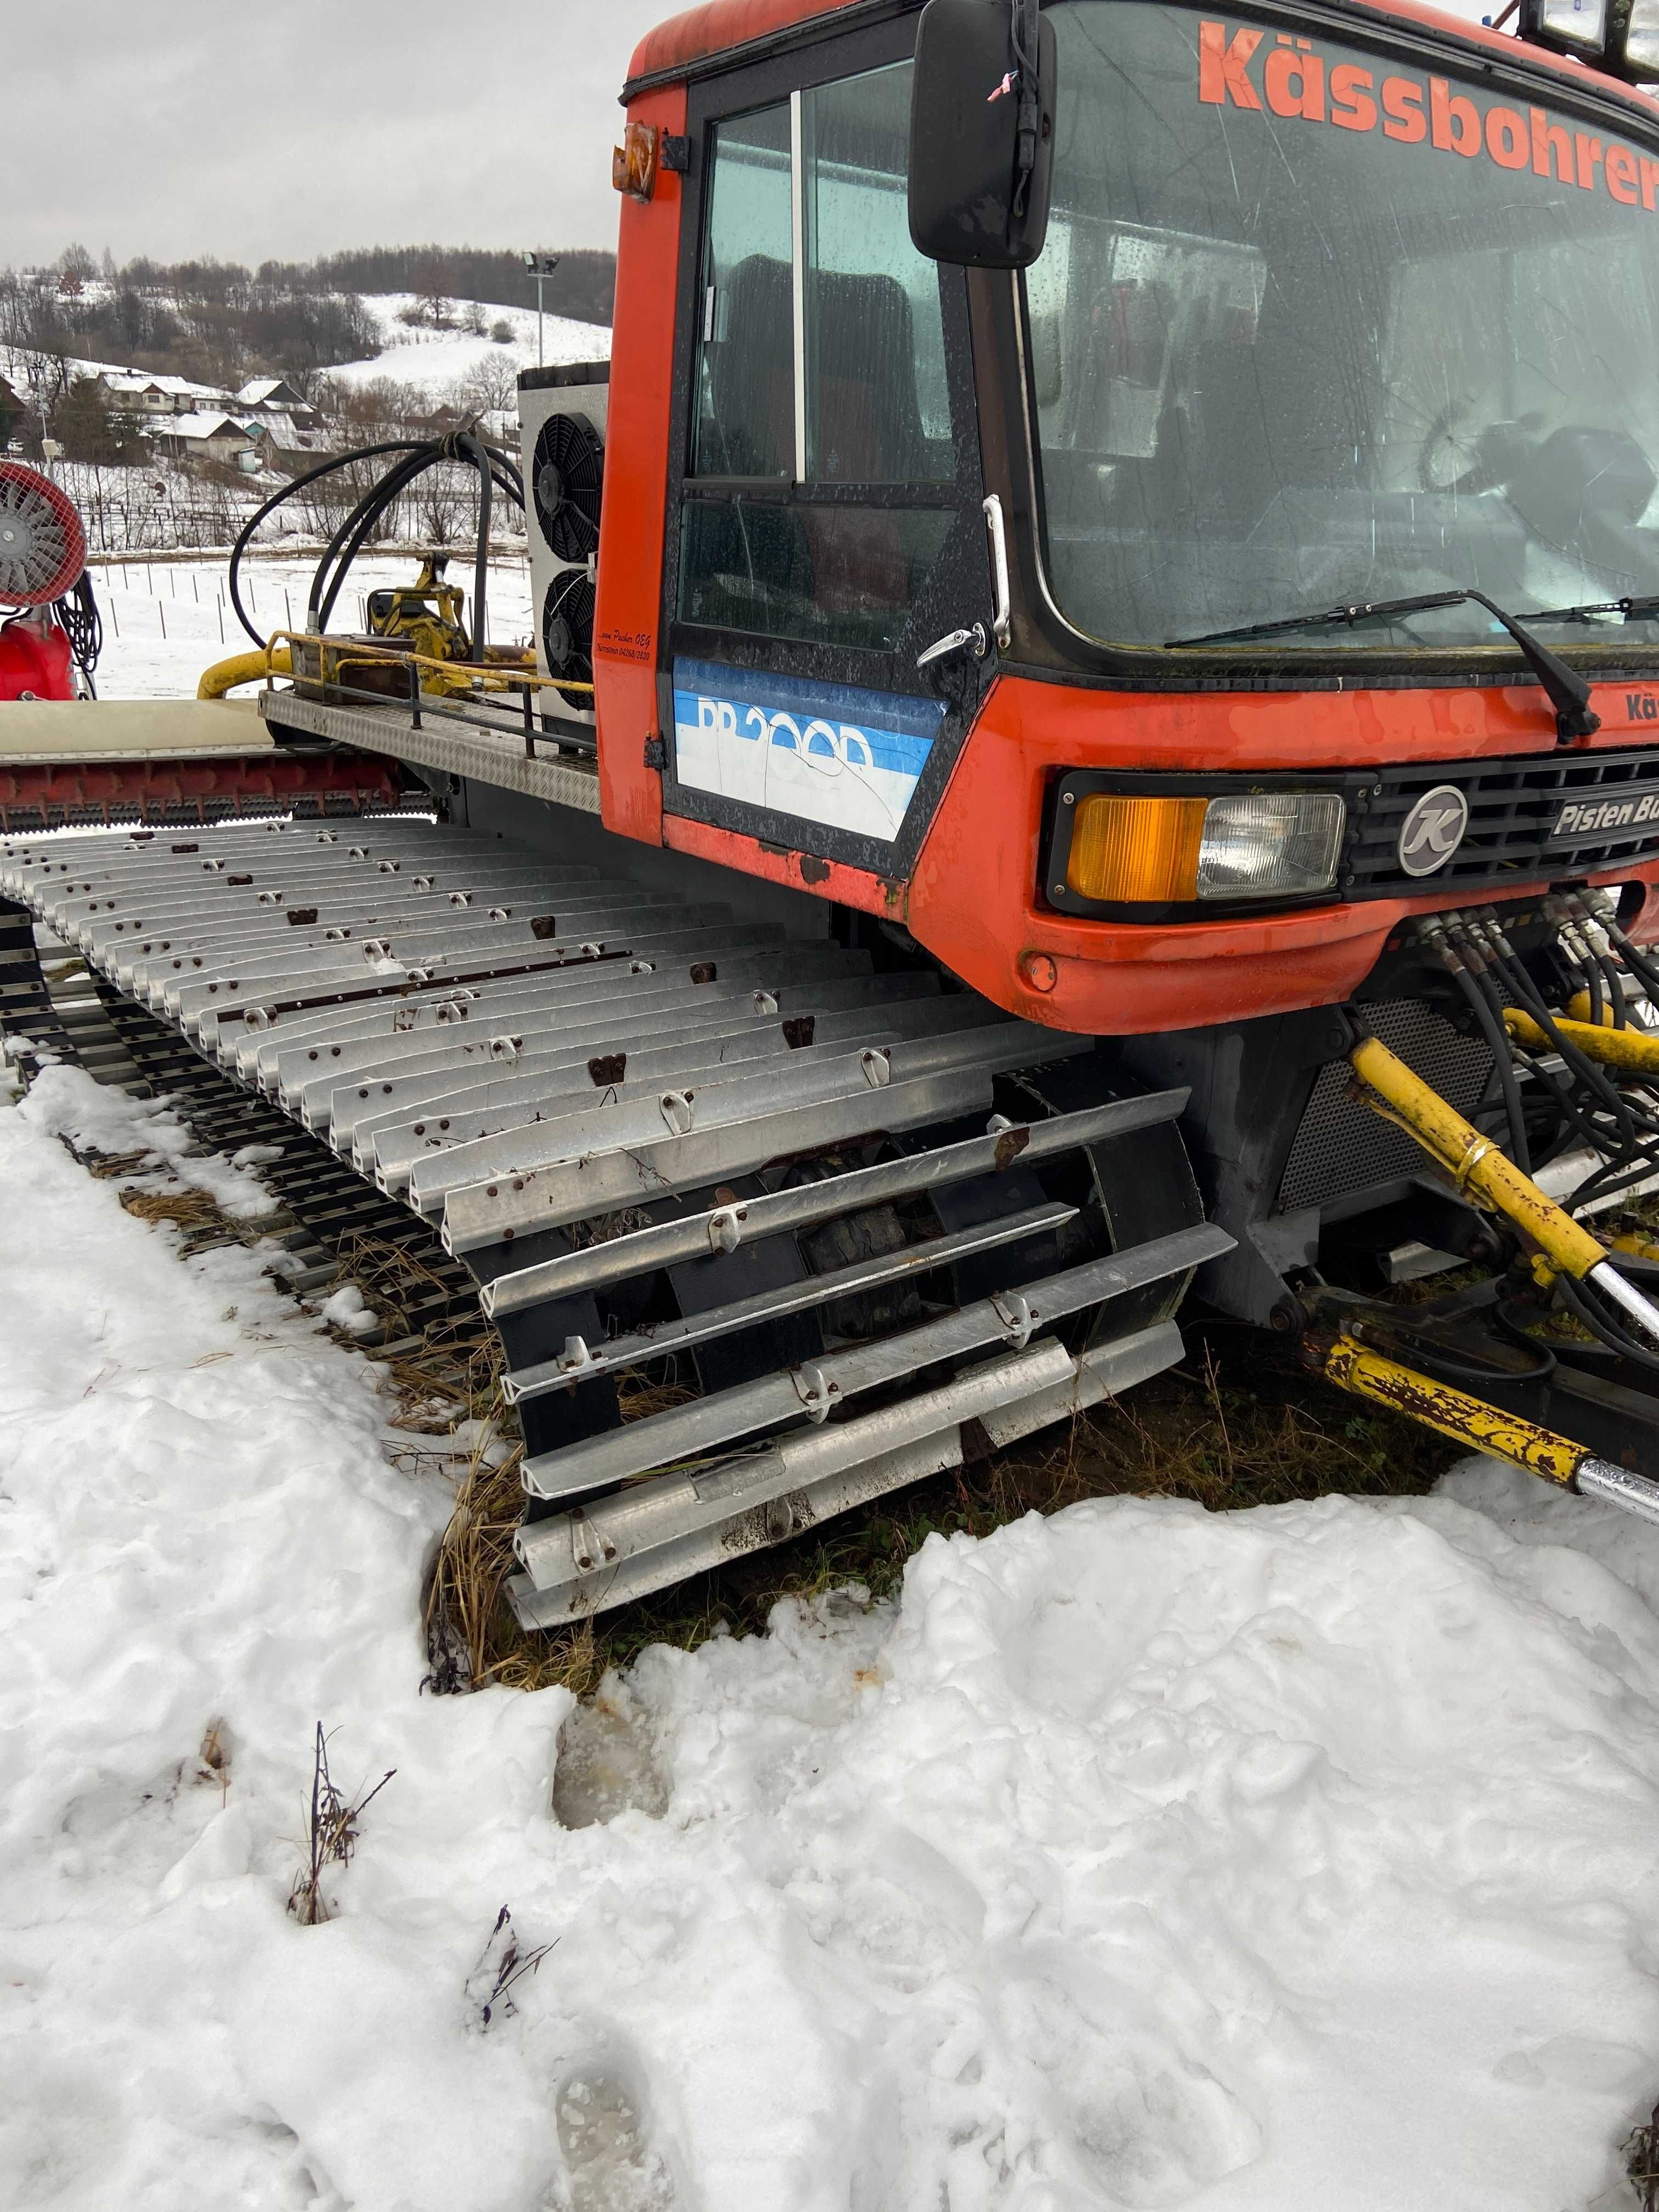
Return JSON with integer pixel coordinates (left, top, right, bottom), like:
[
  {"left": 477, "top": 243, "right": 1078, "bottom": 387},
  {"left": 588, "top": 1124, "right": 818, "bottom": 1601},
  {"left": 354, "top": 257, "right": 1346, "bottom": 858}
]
[
  {"left": 1199, "top": 21, "right": 1263, "bottom": 108},
  {"left": 1265, "top": 46, "right": 1325, "bottom": 120},
  {"left": 1430, "top": 77, "right": 1481, "bottom": 156},
  {"left": 1531, "top": 107, "right": 1573, "bottom": 181},
  {"left": 1576, "top": 132, "right": 1604, "bottom": 189},
  {"left": 1640, "top": 153, "right": 1659, "bottom": 210},
  {"left": 1485, "top": 105, "right": 1527, "bottom": 169},
  {"left": 1329, "top": 61, "right": 1376, "bottom": 131},
  {"left": 1608, "top": 143, "right": 1639, "bottom": 204},
  {"left": 1381, "top": 74, "right": 1426, "bottom": 142}
]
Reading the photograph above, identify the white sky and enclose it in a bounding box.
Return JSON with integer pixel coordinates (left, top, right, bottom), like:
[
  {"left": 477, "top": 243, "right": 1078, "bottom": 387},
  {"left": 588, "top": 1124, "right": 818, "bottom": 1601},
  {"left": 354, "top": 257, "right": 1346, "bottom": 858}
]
[
  {"left": 0, "top": 0, "right": 669, "bottom": 270},
  {"left": 0, "top": 0, "right": 1510, "bottom": 274}
]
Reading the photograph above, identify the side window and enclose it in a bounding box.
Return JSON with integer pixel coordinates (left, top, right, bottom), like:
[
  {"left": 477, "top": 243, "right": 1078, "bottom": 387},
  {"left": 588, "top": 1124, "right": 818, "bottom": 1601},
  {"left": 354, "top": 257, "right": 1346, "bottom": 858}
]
[
  {"left": 804, "top": 71, "right": 952, "bottom": 484},
  {"left": 679, "top": 59, "right": 968, "bottom": 657},
  {"left": 693, "top": 104, "right": 793, "bottom": 478}
]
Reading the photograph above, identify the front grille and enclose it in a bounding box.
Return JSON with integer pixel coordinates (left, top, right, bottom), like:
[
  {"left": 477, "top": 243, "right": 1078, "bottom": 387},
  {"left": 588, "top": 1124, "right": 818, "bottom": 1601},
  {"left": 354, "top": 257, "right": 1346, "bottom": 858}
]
[
  {"left": 1342, "top": 742, "right": 1659, "bottom": 899},
  {"left": 1274, "top": 999, "right": 1490, "bottom": 1213}
]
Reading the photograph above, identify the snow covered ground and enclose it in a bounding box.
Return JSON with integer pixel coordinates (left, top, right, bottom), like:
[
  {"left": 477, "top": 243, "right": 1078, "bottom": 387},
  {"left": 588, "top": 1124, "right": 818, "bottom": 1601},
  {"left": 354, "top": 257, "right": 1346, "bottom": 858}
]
[
  {"left": 7, "top": 1059, "right": 1659, "bottom": 2210},
  {"left": 87, "top": 552, "right": 535, "bottom": 701},
  {"left": 325, "top": 296, "right": 610, "bottom": 404}
]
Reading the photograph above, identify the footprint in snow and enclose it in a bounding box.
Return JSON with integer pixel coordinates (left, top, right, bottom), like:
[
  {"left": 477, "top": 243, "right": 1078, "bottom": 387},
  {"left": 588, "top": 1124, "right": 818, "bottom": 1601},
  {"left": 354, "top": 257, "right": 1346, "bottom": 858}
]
[
  {"left": 553, "top": 2072, "right": 679, "bottom": 2212},
  {"left": 552, "top": 1680, "right": 669, "bottom": 1829}
]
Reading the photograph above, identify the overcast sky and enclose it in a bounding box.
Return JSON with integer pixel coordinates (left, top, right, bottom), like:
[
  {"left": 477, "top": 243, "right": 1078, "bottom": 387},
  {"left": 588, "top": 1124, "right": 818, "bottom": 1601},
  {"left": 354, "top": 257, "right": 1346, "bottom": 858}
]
[
  {"left": 2, "top": 0, "right": 1514, "bottom": 277},
  {"left": 0, "top": 0, "right": 669, "bottom": 273}
]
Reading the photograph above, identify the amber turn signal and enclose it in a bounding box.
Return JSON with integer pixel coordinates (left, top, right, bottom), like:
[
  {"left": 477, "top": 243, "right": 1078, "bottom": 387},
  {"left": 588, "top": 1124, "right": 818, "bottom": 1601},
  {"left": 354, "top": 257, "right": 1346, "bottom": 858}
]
[{"left": 1064, "top": 794, "right": 1207, "bottom": 905}]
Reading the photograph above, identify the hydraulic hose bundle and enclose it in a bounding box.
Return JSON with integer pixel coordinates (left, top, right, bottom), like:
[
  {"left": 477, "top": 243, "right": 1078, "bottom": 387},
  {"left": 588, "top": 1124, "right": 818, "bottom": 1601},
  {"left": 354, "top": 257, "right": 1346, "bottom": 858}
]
[
  {"left": 1390, "top": 903, "right": 1659, "bottom": 1382},
  {"left": 227, "top": 430, "right": 525, "bottom": 661},
  {"left": 1327, "top": 1018, "right": 1659, "bottom": 1528}
]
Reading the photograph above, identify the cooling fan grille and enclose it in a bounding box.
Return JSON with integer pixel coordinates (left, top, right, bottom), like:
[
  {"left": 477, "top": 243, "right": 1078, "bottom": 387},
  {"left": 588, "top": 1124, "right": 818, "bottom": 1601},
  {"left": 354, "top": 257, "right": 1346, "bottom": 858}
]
[
  {"left": 542, "top": 569, "right": 595, "bottom": 711},
  {"left": 532, "top": 414, "right": 603, "bottom": 562},
  {"left": 0, "top": 464, "right": 86, "bottom": 607}
]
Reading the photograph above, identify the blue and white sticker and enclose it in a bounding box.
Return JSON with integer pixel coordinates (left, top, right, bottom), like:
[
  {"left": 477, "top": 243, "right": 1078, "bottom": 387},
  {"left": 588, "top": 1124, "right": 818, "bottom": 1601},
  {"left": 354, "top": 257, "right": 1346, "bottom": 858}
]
[{"left": 672, "top": 657, "right": 945, "bottom": 844}]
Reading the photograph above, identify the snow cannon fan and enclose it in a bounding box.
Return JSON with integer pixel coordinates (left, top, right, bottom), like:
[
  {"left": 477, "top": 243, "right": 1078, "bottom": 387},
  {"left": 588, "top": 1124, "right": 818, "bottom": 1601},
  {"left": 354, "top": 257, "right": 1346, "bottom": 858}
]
[{"left": 0, "top": 464, "right": 89, "bottom": 702}]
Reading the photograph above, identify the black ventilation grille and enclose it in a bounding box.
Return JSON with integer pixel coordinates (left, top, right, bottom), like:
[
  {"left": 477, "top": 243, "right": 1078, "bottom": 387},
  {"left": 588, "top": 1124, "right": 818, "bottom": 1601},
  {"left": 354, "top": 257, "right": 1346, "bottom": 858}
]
[
  {"left": 1275, "top": 1000, "right": 1491, "bottom": 1214},
  {"left": 1342, "top": 742, "right": 1659, "bottom": 899}
]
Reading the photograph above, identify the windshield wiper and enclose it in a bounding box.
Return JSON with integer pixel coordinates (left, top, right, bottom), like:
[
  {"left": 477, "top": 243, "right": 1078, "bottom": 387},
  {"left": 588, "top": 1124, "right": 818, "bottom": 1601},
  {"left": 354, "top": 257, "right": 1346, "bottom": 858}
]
[
  {"left": 1516, "top": 594, "right": 1659, "bottom": 629},
  {"left": 1169, "top": 587, "right": 1600, "bottom": 742}
]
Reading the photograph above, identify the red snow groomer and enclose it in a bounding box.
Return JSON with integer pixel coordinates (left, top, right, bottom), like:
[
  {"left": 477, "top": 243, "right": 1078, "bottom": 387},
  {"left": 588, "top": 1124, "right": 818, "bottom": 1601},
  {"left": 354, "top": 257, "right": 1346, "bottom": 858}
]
[{"left": 0, "top": 464, "right": 99, "bottom": 702}]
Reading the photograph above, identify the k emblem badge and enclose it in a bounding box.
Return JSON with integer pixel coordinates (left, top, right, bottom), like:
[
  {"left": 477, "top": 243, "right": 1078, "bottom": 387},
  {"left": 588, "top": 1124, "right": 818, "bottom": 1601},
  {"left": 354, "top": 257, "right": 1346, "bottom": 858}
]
[{"left": 1397, "top": 785, "right": 1469, "bottom": 877}]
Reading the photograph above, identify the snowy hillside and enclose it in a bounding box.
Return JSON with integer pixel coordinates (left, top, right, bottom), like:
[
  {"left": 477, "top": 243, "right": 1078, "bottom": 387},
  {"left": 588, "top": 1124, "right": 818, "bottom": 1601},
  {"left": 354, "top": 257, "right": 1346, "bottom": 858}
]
[
  {"left": 5, "top": 1057, "right": 1659, "bottom": 2210},
  {"left": 324, "top": 294, "right": 610, "bottom": 403}
]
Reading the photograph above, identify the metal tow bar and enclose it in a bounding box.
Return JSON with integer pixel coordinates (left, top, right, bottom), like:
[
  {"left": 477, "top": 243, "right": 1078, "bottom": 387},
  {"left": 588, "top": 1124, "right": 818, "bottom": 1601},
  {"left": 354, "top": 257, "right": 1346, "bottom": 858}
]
[{"left": 1316, "top": 1335, "right": 1659, "bottom": 1525}]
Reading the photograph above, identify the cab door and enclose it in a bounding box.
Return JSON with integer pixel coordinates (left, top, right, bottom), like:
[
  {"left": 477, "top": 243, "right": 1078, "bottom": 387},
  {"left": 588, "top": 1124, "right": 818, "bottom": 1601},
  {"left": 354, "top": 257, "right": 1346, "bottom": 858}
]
[{"left": 663, "top": 21, "right": 993, "bottom": 880}]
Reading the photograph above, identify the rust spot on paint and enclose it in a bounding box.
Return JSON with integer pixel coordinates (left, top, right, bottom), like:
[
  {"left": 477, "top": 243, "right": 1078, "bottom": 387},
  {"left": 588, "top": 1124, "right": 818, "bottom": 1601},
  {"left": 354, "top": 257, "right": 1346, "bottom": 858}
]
[{"left": 798, "top": 855, "right": 832, "bottom": 886}]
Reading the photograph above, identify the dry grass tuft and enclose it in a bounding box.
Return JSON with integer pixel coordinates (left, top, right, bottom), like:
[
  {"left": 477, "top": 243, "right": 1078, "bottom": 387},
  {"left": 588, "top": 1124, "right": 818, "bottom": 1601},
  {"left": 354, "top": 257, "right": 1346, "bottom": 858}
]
[
  {"left": 287, "top": 1722, "right": 395, "bottom": 1927},
  {"left": 119, "top": 1185, "right": 222, "bottom": 1231},
  {"left": 1629, "top": 2105, "right": 1659, "bottom": 2209}
]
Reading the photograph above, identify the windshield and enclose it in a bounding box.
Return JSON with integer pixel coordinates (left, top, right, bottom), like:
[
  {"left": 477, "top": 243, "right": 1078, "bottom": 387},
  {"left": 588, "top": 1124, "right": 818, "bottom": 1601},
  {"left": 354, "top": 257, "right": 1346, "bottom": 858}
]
[{"left": 1031, "top": 3, "right": 1659, "bottom": 652}]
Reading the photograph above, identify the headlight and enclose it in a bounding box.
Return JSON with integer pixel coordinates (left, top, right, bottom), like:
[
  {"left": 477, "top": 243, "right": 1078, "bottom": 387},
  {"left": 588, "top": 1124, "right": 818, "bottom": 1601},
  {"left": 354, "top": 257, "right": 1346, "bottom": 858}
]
[
  {"left": 1193, "top": 792, "right": 1346, "bottom": 901},
  {"left": 1060, "top": 789, "right": 1345, "bottom": 907},
  {"left": 1521, "top": 0, "right": 1608, "bottom": 58}
]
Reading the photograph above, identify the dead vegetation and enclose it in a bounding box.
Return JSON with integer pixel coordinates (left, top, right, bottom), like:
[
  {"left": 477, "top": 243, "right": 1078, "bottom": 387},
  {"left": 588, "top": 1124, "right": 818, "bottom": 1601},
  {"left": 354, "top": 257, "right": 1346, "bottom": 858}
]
[
  {"left": 464, "top": 1904, "right": 556, "bottom": 2031},
  {"left": 287, "top": 1723, "right": 396, "bottom": 1927},
  {"left": 1630, "top": 2107, "right": 1659, "bottom": 2210}
]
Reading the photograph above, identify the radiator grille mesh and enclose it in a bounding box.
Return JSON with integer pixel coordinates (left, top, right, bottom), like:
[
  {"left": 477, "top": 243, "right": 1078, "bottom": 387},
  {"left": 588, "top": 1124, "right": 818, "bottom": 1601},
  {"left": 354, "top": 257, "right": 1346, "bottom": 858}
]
[{"left": 1274, "top": 1000, "right": 1491, "bottom": 1214}]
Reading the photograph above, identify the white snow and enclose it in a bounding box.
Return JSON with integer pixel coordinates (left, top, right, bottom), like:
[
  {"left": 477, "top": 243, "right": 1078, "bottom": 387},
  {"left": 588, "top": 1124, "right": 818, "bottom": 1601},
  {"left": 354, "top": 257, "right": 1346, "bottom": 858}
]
[
  {"left": 86, "top": 552, "right": 535, "bottom": 702},
  {"left": 324, "top": 296, "right": 610, "bottom": 404},
  {"left": 5, "top": 1058, "right": 1659, "bottom": 2209}
]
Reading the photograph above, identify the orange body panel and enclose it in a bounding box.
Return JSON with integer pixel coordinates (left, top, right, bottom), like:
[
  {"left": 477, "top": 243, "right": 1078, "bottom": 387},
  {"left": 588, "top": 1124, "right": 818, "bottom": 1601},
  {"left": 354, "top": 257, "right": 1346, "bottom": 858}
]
[
  {"left": 628, "top": 0, "right": 1659, "bottom": 121},
  {"left": 628, "top": 0, "right": 865, "bottom": 85},
  {"left": 592, "top": 81, "right": 687, "bottom": 845},
  {"left": 656, "top": 674, "right": 1659, "bottom": 1034}
]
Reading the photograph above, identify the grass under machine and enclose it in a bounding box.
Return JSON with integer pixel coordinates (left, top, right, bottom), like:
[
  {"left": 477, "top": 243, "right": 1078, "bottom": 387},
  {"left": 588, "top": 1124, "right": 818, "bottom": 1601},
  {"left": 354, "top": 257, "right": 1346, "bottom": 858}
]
[{"left": 12, "top": 0, "right": 1659, "bottom": 1622}]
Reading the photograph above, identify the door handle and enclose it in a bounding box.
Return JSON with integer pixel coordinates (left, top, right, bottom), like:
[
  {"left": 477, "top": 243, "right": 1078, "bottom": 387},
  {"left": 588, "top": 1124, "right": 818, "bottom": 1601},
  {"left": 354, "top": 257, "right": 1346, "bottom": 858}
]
[{"left": 983, "top": 494, "right": 1012, "bottom": 650}]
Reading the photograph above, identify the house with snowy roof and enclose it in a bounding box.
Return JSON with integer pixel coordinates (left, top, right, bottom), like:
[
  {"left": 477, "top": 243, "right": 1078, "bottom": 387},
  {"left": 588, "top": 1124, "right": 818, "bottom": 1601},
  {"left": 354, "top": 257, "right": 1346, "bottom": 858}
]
[
  {"left": 151, "top": 411, "right": 264, "bottom": 471},
  {"left": 95, "top": 369, "right": 234, "bottom": 417},
  {"left": 236, "top": 376, "right": 308, "bottom": 414}
]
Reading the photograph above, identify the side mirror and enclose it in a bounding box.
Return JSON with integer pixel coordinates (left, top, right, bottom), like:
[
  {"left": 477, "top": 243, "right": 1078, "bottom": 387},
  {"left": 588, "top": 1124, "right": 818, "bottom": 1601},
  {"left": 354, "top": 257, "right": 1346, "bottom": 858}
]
[{"left": 909, "top": 0, "right": 1056, "bottom": 269}]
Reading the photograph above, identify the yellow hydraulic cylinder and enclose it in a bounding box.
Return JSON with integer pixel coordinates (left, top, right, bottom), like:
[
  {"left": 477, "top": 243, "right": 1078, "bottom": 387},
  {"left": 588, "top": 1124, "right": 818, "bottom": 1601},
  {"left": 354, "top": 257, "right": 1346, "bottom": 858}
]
[
  {"left": 1565, "top": 991, "right": 1617, "bottom": 1028},
  {"left": 1504, "top": 1006, "right": 1659, "bottom": 1078},
  {"left": 1318, "top": 1334, "right": 1659, "bottom": 1522},
  {"left": 1350, "top": 1030, "right": 1659, "bottom": 1346},
  {"left": 1348, "top": 1033, "right": 1606, "bottom": 1276}
]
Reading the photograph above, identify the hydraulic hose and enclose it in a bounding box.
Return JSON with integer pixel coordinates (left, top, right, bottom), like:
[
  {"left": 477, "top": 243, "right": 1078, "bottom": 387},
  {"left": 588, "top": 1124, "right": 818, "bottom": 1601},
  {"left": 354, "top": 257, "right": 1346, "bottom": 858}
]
[
  {"left": 228, "top": 432, "right": 524, "bottom": 652},
  {"left": 229, "top": 439, "right": 422, "bottom": 646},
  {"left": 1438, "top": 947, "right": 1531, "bottom": 1173}
]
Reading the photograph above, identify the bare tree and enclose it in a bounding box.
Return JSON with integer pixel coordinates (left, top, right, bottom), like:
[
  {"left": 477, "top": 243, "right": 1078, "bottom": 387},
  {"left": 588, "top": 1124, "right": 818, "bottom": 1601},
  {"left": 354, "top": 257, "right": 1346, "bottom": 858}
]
[{"left": 411, "top": 255, "right": 453, "bottom": 330}]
